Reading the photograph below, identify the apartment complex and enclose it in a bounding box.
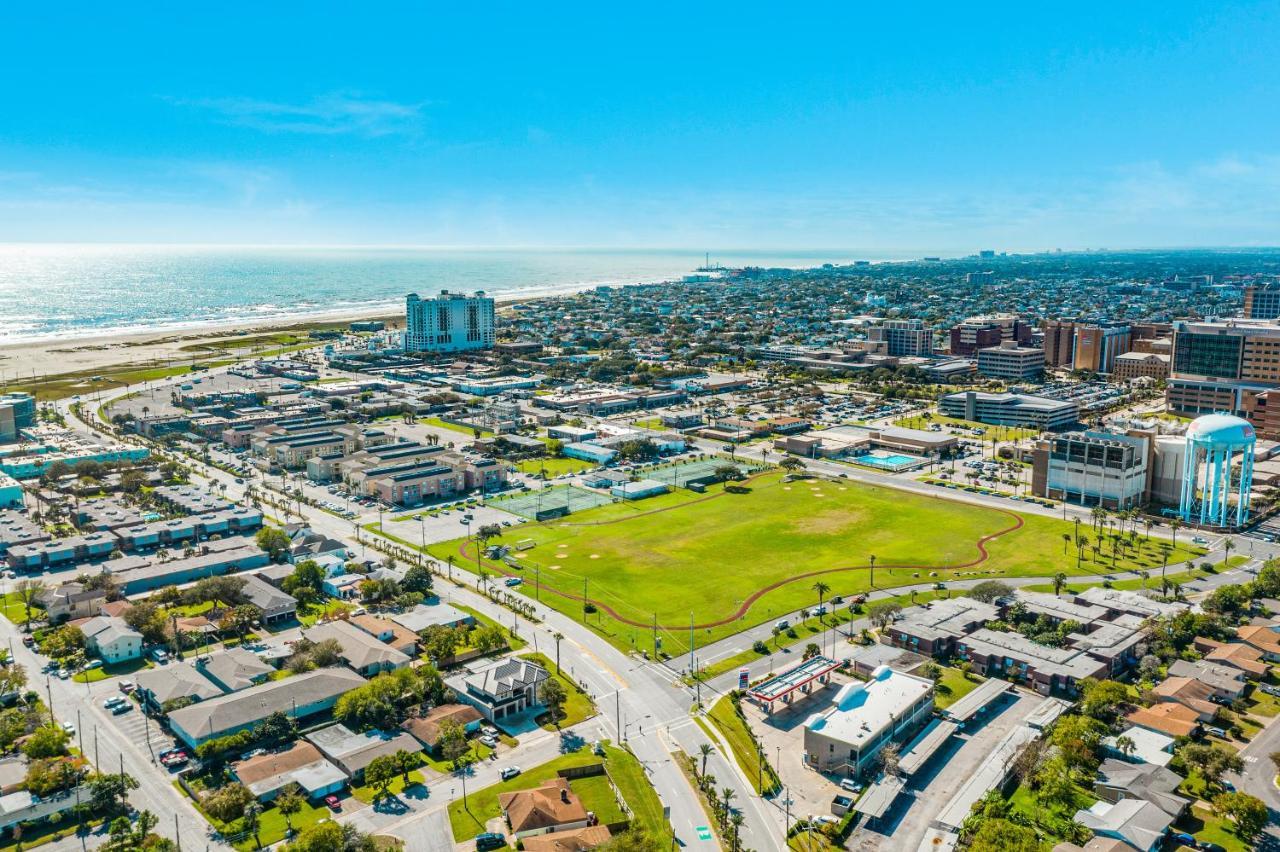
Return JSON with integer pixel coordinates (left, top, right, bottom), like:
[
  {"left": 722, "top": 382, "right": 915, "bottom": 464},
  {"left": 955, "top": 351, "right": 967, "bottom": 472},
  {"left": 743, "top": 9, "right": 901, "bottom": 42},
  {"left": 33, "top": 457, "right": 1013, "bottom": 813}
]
[
  {"left": 976, "top": 341, "right": 1045, "bottom": 381},
  {"left": 948, "top": 314, "right": 1033, "bottom": 357},
  {"left": 939, "top": 390, "right": 1078, "bottom": 430},
  {"left": 405, "top": 290, "right": 495, "bottom": 354},
  {"left": 1112, "top": 352, "right": 1170, "bottom": 382}
]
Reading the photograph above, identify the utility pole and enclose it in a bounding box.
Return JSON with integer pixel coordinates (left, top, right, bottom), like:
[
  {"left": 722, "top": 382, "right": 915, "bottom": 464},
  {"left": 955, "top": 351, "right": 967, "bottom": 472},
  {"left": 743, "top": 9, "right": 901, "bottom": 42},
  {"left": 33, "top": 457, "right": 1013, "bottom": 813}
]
[
  {"left": 583, "top": 578, "right": 588, "bottom": 621},
  {"left": 616, "top": 691, "right": 622, "bottom": 739},
  {"left": 535, "top": 567, "right": 540, "bottom": 602},
  {"left": 652, "top": 613, "right": 658, "bottom": 660}
]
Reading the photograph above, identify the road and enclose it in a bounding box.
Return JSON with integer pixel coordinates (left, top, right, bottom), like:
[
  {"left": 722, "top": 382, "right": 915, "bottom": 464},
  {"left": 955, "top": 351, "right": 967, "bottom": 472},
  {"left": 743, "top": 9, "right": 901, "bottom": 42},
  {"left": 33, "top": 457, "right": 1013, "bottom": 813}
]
[{"left": 1227, "top": 710, "right": 1280, "bottom": 850}]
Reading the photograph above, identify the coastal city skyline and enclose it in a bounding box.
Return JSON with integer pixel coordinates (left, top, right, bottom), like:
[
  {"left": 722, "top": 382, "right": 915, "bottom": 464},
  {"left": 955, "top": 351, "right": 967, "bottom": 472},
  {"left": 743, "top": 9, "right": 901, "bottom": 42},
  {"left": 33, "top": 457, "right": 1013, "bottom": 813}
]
[{"left": 2, "top": 5, "right": 1280, "bottom": 852}]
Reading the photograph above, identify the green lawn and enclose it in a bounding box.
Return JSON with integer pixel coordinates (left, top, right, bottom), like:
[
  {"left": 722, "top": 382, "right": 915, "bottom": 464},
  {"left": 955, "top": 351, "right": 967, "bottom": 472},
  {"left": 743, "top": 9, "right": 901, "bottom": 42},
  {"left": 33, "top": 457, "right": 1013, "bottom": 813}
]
[
  {"left": 934, "top": 666, "right": 979, "bottom": 710},
  {"left": 515, "top": 457, "right": 598, "bottom": 477},
  {"left": 0, "top": 593, "right": 39, "bottom": 626},
  {"left": 183, "top": 782, "right": 331, "bottom": 852},
  {"left": 421, "top": 416, "right": 492, "bottom": 437},
  {"left": 1245, "top": 685, "right": 1280, "bottom": 717},
  {"left": 72, "top": 658, "right": 151, "bottom": 683},
  {"left": 700, "top": 696, "right": 780, "bottom": 795},
  {"left": 1007, "top": 780, "right": 1097, "bottom": 844},
  {"left": 447, "top": 744, "right": 653, "bottom": 841},
  {"left": 297, "top": 598, "right": 353, "bottom": 627},
  {"left": 421, "top": 738, "right": 494, "bottom": 773},
  {"left": 455, "top": 604, "right": 527, "bottom": 651},
  {"left": 424, "top": 471, "right": 1203, "bottom": 657},
  {"left": 1177, "top": 805, "right": 1251, "bottom": 852},
  {"left": 352, "top": 768, "right": 426, "bottom": 803},
  {"left": 519, "top": 652, "right": 596, "bottom": 729}
]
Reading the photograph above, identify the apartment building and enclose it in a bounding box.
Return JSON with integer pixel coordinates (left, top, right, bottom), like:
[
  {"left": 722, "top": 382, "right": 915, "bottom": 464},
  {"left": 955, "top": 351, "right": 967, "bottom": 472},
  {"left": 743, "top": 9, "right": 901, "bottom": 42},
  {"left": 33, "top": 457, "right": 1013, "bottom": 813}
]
[
  {"left": 1042, "top": 320, "right": 1079, "bottom": 368},
  {"left": 1073, "top": 323, "right": 1132, "bottom": 374},
  {"left": 0, "top": 393, "right": 35, "bottom": 443},
  {"left": 405, "top": 290, "right": 495, "bottom": 353},
  {"left": 976, "top": 342, "right": 1045, "bottom": 381}
]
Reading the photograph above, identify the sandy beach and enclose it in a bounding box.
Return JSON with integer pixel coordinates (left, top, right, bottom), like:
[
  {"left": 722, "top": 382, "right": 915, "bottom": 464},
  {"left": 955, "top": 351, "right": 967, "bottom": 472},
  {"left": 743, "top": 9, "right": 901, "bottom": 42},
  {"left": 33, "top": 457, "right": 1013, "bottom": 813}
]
[{"left": 0, "top": 279, "right": 604, "bottom": 382}]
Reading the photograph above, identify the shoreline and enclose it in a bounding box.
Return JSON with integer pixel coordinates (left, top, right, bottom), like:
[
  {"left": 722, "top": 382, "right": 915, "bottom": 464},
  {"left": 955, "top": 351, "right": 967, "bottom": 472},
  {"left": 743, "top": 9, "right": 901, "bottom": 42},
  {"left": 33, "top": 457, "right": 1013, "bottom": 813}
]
[{"left": 0, "top": 277, "right": 607, "bottom": 383}]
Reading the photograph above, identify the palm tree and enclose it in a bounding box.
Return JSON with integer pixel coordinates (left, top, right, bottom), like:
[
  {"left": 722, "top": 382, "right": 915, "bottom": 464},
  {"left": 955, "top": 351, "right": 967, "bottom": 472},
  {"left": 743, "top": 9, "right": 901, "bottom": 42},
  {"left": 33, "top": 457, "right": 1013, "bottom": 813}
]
[
  {"left": 699, "top": 743, "right": 713, "bottom": 777},
  {"left": 811, "top": 581, "right": 831, "bottom": 625},
  {"left": 1221, "top": 536, "right": 1235, "bottom": 570},
  {"left": 1052, "top": 572, "right": 1068, "bottom": 597},
  {"left": 720, "top": 787, "right": 736, "bottom": 826},
  {"left": 1139, "top": 570, "right": 1149, "bottom": 590},
  {"left": 730, "top": 811, "right": 745, "bottom": 851},
  {"left": 1170, "top": 517, "right": 1183, "bottom": 550},
  {"left": 12, "top": 580, "right": 43, "bottom": 632},
  {"left": 1115, "top": 735, "right": 1136, "bottom": 758},
  {"left": 276, "top": 786, "right": 303, "bottom": 834},
  {"left": 552, "top": 632, "right": 564, "bottom": 674},
  {"left": 1061, "top": 533, "right": 1071, "bottom": 555}
]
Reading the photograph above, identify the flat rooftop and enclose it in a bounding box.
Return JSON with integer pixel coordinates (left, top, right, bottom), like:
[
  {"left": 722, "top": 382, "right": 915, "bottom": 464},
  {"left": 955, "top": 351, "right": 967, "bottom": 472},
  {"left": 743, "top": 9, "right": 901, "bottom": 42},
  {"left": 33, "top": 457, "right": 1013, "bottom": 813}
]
[
  {"left": 748, "top": 655, "right": 840, "bottom": 703},
  {"left": 804, "top": 667, "right": 933, "bottom": 748},
  {"left": 940, "top": 677, "right": 1010, "bottom": 723}
]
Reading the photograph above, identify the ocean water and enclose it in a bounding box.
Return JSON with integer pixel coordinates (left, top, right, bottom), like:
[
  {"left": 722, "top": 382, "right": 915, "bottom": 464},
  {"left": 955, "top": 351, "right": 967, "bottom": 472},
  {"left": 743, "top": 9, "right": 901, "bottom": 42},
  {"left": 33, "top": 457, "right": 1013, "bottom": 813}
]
[{"left": 0, "top": 245, "right": 914, "bottom": 343}]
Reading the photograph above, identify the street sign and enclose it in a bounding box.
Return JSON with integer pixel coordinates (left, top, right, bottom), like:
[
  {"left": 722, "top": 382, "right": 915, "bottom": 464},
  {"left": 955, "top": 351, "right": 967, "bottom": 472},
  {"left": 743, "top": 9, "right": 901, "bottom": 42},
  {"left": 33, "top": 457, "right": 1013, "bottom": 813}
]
[
  {"left": 738, "top": 667, "right": 750, "bottom": 689},
  {"left": 696, "top": 826, "right": 713, "bottom": 841}
]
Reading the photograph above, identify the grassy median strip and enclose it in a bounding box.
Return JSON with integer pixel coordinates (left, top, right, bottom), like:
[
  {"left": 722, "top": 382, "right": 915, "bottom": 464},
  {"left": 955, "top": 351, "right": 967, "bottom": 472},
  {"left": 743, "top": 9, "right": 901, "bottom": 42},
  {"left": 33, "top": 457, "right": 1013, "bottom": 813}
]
[{"left": 700, "top": 696, "right": 780, "bottom": 795}]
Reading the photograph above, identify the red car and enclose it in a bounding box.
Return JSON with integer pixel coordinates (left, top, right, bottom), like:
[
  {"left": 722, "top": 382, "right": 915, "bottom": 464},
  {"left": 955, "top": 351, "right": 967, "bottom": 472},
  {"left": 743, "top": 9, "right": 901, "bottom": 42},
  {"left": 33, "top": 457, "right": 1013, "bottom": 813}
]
[
  {"left": 324, "top": 795, "right": 341, "bottom": 811},
  {"left": 21, "top": 636, "right": 33, "bottom": 647}
]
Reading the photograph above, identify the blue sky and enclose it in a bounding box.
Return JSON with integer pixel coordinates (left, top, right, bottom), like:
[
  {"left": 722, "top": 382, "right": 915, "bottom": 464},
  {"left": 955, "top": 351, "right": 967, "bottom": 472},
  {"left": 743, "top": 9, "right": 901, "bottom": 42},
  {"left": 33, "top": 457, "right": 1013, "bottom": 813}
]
[{"left": 2, "top": 2, "right": 1279, "bottom": 249}]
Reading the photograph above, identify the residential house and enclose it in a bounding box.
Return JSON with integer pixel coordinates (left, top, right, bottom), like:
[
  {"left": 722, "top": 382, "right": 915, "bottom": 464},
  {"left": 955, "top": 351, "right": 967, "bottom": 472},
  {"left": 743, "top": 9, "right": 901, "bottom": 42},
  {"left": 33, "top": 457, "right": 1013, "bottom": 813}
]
[
  {"left": 1093, "top": 759, "right": 1189, "bottom": 820},
  {"left": 1101, "top": 725, "right": 1175, "bottom": 767},
  {"left": 303, "top": 620, "right": 411, "bottom": 677},
  {"left": 391, "top": 603, "right": 475, "bottom": 634},
  {"left": 522, "top": 826, "right": 613, "bottom": 852},
  {"left": 1124, "top": 703, "right": 1200, "bottom": 739},
  {"left": 1194, "top": 637, "right": 1268, "bottom": 679},
  {"left": 447, "top": 657, "right": 550, "bottom": 722},
  {"left": 1074, "top": 798, "right": 1174, "bottom": 852},
  {"left": 348, "top": 614, "right": 419, "bottom": 656},
  {"left": 229, "top": 741, "right": 347, "bottom": 802},
  {"left": 79, "top": 616, "right": 143, "bottom": 664},
  {"left": 1236, "top": 625, "right": 1280, "bottom": 661},
  {"left": 37, "top": 582, "right": 107, "bottom": 623},
  {"left": 239, "top": 573, "right": 297, "bottom": 624},
  {"left": 1150, "top": 677, "right": 1218, "bottom": 722},
  {"left": 304, "top": 723, "right": 422, "bottom": 782},
  {"left": 1165, "top": 660, "right": 1246, "bottom": 702},
  {"left": 400, "top": 704, "right": 483, "bottom": 755},
  {"left": 323, "top": 574, "right": 364, "bottom": 601},
  {"left": 498, "top": 777, "right": 592, "bottom": 840}
]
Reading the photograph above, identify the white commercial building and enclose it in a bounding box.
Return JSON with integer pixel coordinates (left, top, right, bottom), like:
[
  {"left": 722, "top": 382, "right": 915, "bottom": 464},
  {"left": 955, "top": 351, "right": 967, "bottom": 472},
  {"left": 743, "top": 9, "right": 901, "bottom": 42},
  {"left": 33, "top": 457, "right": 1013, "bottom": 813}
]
[
  {"left": 405, "top": 290, "right": 495, "bottom": 353},
  {"left": 802, "top": 666, "right": 934, "bottom": 778}
]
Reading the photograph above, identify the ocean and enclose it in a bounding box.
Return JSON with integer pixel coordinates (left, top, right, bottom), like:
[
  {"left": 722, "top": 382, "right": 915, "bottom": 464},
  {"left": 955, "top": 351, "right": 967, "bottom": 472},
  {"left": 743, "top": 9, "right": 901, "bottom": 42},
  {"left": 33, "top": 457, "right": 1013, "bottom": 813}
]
[{"left": 0, "top": 245, "right": 917, "bottom": 343}]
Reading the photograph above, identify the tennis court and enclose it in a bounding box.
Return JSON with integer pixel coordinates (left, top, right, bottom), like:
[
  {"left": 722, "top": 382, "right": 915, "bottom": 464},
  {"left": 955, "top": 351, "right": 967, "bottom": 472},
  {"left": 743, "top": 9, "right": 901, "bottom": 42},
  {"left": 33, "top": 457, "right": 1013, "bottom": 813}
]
[
  {"left": 646, "top": 457, "right": 757, "bottom": 488},
  {"left": 491, "top": 485, "right": 613, "bottom": 519}
]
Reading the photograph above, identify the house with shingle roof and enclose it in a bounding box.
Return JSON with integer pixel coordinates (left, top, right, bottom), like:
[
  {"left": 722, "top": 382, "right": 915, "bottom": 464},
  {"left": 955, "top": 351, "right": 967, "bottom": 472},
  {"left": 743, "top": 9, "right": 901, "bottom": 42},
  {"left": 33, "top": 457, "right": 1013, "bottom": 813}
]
[
  {"left": 1150, "top": 677, "right": 1219, "bottom": 722},
  {"left": 498, "top": 777, "right": 591, "bottom": 839},
  {"left": 303, "top": 620, "right": 411, "bottom": 677},
  {"left": 1236, "top": 625, "right": 1280, "bottom": 661},
  {"left": 446, "top": 657, "right": 549, "bottom": 722},
  {"left": 400, "top": 704, "right": 483, "bottom": 754},
  {"left": 78, "top": 616, "right": 143, "bottom": 664}
]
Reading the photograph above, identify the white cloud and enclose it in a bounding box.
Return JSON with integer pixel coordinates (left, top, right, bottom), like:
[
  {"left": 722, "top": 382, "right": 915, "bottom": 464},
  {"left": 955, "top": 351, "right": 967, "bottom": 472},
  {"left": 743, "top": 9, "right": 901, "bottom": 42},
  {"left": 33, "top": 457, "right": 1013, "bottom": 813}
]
[{"left": 169, "top": 91, "right": 426, "bottom": 137}]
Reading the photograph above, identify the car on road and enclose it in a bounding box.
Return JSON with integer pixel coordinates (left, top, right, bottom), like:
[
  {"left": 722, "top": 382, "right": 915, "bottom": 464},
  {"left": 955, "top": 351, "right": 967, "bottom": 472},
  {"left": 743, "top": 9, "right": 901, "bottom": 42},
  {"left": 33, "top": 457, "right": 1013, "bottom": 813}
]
[
  {"left": 1192, "top": 536, "right": 1209, "bottom": 545},
  {"left": 499, "top": 766, "right": 521, "bottom": 780},
  {"left": 21, "top": 636, "right": 33, "bottom": 647},
  {"left": 61, "top": 721, "right": 75, "bottom": 736},
  {"left": 504, "top": 577, "right": 522, "bottom": 587},
  {"left": 324, "top": 794, "right": 342, "bottom": 811}
]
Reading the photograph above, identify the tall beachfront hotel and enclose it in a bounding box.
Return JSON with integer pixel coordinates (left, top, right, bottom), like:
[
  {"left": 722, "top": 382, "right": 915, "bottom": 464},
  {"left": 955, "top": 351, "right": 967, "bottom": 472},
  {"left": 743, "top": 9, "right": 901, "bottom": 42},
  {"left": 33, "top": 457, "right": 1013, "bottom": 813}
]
[{"left": 404, "top": 290, "right": 495, "bottom": 354}]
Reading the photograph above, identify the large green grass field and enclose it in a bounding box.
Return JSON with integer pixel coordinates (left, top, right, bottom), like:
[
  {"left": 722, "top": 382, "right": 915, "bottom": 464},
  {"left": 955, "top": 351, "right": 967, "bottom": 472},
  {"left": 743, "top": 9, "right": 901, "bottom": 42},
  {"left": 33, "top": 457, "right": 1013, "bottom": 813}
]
[{"left": 419, "top": 471, "right": 1204, "bottom": 657}]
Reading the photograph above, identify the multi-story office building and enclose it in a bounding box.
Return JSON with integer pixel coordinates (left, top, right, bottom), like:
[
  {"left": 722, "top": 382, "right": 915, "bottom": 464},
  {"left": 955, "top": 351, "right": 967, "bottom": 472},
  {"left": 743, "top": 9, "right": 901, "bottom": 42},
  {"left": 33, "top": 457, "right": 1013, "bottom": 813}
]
[
  {"left": 0, "top": 392, "right": 35, "bottom": 443},
  {"left": 948, "top": 313, "right": 1033, "bottom": 357},
  {"left": 1243, "top": 282, "right": 1280, "bottom": 320},
  {"left": 1111, "top": 352, "right": 1170, "bottom": 382},
  {"left": 1030, "top": 431, "right": 1150, "bottom": 509},
  {"left": 1041, "top": 320, "right": 1079, "bottom": 368},
  {"left": 976, "top": 342, "right": 1045, "bottom": 381},
  {"left": 404, "top": 290, "right": 495, "bottom": 354},
  {"left": 866, "top": 319, "right": 933, "bottom": 357},
  {"left": 1072, "top": 323, "right": 1132, "bottom": 374},
  {"left": 939, "top": 390, "right": 1079, "bottom": 430},
  {"left": 1165, "top": 319, "right": 1280, "bottom": 436}
]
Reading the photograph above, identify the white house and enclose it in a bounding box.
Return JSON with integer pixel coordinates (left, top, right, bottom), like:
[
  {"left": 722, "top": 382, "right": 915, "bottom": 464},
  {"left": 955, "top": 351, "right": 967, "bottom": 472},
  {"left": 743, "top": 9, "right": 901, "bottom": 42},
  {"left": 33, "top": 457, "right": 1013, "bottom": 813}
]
[{"left": 79, "top": 616, "right": 143, "bottom": 664}]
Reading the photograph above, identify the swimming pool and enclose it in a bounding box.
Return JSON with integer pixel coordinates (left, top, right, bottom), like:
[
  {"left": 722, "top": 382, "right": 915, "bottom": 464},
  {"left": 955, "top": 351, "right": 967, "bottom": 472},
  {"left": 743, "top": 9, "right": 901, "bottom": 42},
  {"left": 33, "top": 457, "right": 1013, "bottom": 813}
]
[{"left": 855, "top": 451, "right": 925, "bottom": 471}]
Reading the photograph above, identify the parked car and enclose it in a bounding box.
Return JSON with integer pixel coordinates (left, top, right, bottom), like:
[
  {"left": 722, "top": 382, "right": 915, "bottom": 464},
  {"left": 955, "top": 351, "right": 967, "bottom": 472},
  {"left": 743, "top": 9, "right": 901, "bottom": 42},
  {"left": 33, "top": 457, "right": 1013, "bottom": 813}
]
[
  {"left": 119, "top": 681, "right": 135, "bottom": 693},
  {"left": 475, "top": 834, "right": 506, "bottom": 851},
  {"left": 499, "top": 766, "right": 521, "bottom": 781},
  {"left": 111, "top": 702, "right": 132, "bottom": 715},
  {"left": 21, "top": 636, "right": 33, "bottom": 648},
  {"left": 324, "top": 795, "right": 342, "bottom": 811},
  {"left": 1205, "top": 726, "right": 1228, "bottom": 738},
  {"left": 839, "top": 778, "right": 863, "bottom": 794},
  {"left": 479, "top": 734, "right": 498, "bottom": 748},
  {"left": 103, "top": 697, "right": 126, "bottom": 710}
]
